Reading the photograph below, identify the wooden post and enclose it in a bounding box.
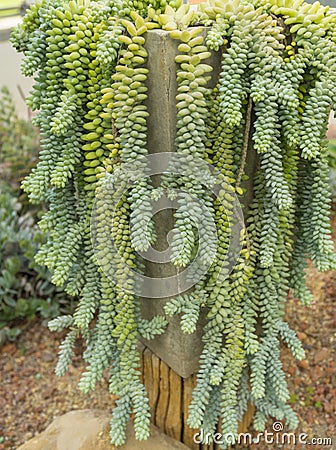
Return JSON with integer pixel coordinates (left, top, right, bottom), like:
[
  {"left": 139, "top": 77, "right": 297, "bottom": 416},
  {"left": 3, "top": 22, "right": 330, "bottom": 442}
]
[{"left": 140, "top": 343, "right": 255, "bottom": 449}]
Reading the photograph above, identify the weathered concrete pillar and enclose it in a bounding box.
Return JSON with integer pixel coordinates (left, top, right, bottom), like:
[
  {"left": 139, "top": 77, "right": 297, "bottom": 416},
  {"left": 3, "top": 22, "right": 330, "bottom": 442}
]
[
  {"left": 141, "top": 29, "right": 222, "bottom": 378},
  {"left": 141, "top": 29, "right": 256, "bottom": 377}
]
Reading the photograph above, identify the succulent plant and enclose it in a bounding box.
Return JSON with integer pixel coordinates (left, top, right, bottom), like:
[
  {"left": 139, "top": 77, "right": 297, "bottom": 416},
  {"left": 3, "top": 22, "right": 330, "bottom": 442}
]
[{"left": 12, "top": 0, "right": 336, "bottom": 447}]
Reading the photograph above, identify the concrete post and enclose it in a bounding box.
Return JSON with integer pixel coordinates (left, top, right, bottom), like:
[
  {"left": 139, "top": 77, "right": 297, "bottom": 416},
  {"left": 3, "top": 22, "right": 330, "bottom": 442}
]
[{"left": 141, "top": 29, "right": 256, "bottom": 378}]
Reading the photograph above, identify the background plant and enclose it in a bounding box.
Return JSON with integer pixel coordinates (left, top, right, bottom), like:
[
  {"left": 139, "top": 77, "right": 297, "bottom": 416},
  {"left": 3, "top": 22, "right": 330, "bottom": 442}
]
[
  {"left": 0, "top": 87, "right": 72, "bottom": 344},
  {"left": 11, "top": 0, "right": 336, "bottom": 448},
  {"left": 327, "top": 139, "right": 336, "bottom": 204},
  {"left": 0, "top": 86, "right": 38, "bottom": 186}
]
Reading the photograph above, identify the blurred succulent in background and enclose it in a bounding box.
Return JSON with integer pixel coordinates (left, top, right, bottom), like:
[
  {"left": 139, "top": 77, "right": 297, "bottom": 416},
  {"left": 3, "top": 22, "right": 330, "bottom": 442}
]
[
  {"left": 0, "top": 86, "right": 39, "bottom": 186},
  {"left": 327, "top": 139, "right": 336, "bottom": 205},
  {"left": 0, "top": 86, "right": 73, "bottom": 345}
]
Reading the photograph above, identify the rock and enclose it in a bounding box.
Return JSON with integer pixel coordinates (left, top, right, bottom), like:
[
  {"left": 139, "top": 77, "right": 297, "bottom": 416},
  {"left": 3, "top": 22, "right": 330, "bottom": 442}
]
[
  {"left": 17, "top": 410, "right": 189, "bottom": 450},
  {"left": 314, "top": 347, "right": 330, "bottom": 364},
  {"left": 310, "top": 365, "right": 323, "bottom": 382},
  {"left": 286, "top": 365, "right": 296, "bottom": 376},
  {"left": 299, "top": 321, "right": 309, "bottom": 331},
  {"left": 296, "top": 331, "right": 308, "bottom": 342},
  {"left": 298, "top": 359, "right": 309, "bottom": 370},
  {"left": 324, "top": 401, "right": 334, "bottom": 414}
]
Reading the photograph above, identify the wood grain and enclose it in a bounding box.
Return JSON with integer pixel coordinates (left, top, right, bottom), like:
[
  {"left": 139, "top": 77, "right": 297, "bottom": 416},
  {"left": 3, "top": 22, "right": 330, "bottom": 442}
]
[
  {"left": 166, "top": 368, "right": 182, "bottom": 440},
  {"left": 140, "top": 345, "right": 254, "bottom": 449},
  {"left": 182, "top": 374, "right": 198, "bottom": 449},
  {"left": 155, "top": 358, "right": 170, "bottom": 431}
]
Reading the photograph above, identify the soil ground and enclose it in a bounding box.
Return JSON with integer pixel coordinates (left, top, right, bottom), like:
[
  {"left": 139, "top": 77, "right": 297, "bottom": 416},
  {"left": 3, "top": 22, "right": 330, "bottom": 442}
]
[
  {"left": 0, "top": 324, "right": 115, "bottom": 450},
  {"left": 0, "top": 221, "right": 335, "bottom": 450}
]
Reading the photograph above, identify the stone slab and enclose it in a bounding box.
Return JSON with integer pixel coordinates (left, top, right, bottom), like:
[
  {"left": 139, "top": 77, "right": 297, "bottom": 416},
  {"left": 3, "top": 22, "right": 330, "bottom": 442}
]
[{"left": 17, "top": 410, "right": 190, "bottom": 450}]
